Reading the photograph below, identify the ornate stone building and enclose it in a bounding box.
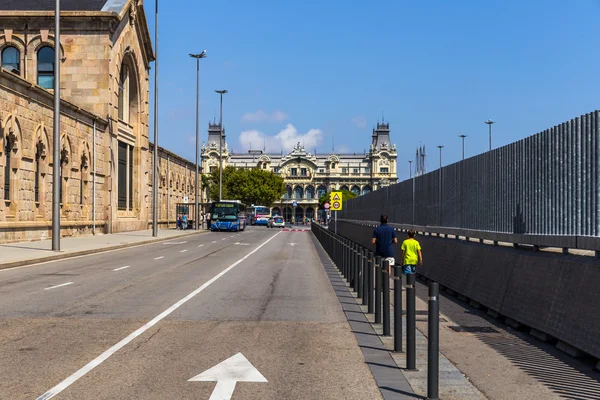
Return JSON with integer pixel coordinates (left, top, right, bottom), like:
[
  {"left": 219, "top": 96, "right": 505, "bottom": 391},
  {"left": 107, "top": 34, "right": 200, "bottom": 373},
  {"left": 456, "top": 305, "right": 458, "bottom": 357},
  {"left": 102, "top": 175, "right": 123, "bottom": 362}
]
[
  {"left": 0, "top": 0, "right": 196, "bottom": 243},
  {"left": 201, "top": 122, "right": 398, "bottom": 222}
]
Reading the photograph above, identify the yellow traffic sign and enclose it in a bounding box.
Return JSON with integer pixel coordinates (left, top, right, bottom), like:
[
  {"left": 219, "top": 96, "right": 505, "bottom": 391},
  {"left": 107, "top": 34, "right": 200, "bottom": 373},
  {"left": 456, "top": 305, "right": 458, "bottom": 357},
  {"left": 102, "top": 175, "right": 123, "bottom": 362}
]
[{"left": 330, "top": 192, "right": 343, "bottom": 211}]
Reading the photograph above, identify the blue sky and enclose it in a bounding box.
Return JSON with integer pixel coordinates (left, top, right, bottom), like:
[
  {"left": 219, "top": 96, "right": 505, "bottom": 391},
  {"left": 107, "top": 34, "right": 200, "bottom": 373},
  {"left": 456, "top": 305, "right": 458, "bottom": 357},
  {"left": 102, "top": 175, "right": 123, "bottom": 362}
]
[{"left": 146, "top": 0, "right": 600, "bottom": 180}]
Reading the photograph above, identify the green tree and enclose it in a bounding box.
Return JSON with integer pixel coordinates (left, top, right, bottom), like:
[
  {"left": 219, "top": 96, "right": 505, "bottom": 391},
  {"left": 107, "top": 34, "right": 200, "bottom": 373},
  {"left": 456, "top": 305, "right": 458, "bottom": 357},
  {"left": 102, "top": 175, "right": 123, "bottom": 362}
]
[
  {"left": 318, "top": 189, "right": 358, "bottom": 208},
  {"left": 206, "top": 167, "right": 285, "bottom": 206}
]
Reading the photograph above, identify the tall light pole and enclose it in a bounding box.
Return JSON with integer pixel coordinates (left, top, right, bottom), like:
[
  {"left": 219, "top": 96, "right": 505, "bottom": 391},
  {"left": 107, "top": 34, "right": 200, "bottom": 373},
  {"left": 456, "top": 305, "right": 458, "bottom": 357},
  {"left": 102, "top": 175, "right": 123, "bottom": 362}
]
[
  {"left": 190, "top": 51, "right": 207, "bottom": 230},
  {"left": 408, "top": 159, "right": 413, "bottom": 178},
  {"left": 437, "top": 145, "right": 444, "bottom": 169},
  {"left": 215, "top": 89, "right": 228, "bottom": 200},
  {"left": 151, "top": 0, "right": 159, "bottom": 237},
  {"left": 52, "top": 0, "right": 61, "bottom": 251},
  {"left": 484, "top": 119, "right": 495, "bottom": 151},
  {"left": 458, "top": 134, "right": 467, "bottom": 160}
]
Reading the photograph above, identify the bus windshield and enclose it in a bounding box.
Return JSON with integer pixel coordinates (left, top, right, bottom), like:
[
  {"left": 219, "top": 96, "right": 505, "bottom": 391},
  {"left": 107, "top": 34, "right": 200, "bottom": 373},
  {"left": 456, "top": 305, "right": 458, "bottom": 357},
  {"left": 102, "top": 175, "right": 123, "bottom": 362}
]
[
  {"left": 255, "top": 206, "right": 270, "bottom": 216},
  {"left": 212, "top": 202, "right": 238, "bottom": 220}
]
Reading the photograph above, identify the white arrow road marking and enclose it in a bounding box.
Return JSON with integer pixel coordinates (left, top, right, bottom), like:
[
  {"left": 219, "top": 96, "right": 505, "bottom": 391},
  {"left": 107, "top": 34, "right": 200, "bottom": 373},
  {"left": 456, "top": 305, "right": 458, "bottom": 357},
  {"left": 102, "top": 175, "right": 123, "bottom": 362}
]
[
  {"left": 163, "top": 241, "right": 188, "bottom": 245},
  {"left": 113, "top": 266, "right": 130, "bottom": 272},
  {"left": 234, "top": 242, "right": 249, "bottom": 246},
  {"left": 189, "top": 353, "right": 267, "bottom": 400},
  {"left": 45, "top": 282, "right": 74, "bottom": 291},
  {"left": 36, "top": 231, "right": 282, "bottom": 400}
]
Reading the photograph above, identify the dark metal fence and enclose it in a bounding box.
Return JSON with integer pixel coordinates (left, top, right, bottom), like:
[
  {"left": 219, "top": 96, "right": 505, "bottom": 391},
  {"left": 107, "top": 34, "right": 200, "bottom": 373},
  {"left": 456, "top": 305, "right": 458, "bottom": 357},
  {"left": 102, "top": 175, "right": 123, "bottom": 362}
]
[{"left": 341, "top": 110, "right": 600, "bottom": 240}]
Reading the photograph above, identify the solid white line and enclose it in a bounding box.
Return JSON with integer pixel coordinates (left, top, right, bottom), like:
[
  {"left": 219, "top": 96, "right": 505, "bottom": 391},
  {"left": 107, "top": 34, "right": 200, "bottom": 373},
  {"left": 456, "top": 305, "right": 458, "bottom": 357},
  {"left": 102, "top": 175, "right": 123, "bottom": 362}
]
[
  {"left": 180, "top": 249, "right": 188, "bottom": 253},
  {"left": 154, "top": 256, "right": 164, "bottom": 260},
  {"left": 37, "top": 230, "right": 281, "bottom": 400},
  {"left": 113, "top": 266, "right": 130, "bottom": 272},
  {"left": 44, "top": 282, "right": 74, "bottom": 291}
]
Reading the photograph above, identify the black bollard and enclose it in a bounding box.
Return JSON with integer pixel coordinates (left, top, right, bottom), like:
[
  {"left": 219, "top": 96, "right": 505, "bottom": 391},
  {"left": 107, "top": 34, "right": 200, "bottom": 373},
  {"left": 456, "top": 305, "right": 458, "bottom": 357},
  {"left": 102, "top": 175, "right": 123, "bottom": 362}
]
[
  {"left": 357, "top": 247, "right": 363, "bottom": 299},
  {"left": 394, "top": 265, "right": 403, "bottom": 352},
  {"left": 382, "top": 260, "right": 391, "bottom": 336},
  {"left": 362, "top": 249, "right": 369, "bottom": 305},
  {"left": 428, "top": 281, "right": 440, "bottom": 400},
  {"left": 406, "top": 272, "right": 416, "bottom": 370},
  {"left": 349, "top": 242, "right": 355, "bottom": 288},
  {"left": 343, "top": 239, "right": 348, "bottom": 279},
  {"left": 375, "top": 256, "right": 382, "bottom": 324},
  {"left": 354, "top": 244, "right": 360, "bottom": 293},
  {"left": 367, "top": 253, "right": 375, "bottom": 314}
]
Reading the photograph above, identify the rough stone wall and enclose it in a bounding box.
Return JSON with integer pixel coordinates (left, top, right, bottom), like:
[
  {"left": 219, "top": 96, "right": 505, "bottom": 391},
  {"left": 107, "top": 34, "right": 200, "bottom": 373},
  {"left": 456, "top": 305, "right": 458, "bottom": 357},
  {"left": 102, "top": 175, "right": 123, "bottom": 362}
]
[
  {"left": 0, "top": 70, "right": 110, "bottom": 243},
  {"left": 150, "top": 145, "right": 198, "bottom": 228}
]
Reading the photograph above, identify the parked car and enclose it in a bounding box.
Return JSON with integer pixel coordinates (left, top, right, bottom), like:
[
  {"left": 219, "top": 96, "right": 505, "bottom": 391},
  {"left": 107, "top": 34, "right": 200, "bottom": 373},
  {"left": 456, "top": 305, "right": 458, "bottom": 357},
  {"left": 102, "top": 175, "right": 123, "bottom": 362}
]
[{"left": 268, "top": 215, "right": 285, "bottom": 228}]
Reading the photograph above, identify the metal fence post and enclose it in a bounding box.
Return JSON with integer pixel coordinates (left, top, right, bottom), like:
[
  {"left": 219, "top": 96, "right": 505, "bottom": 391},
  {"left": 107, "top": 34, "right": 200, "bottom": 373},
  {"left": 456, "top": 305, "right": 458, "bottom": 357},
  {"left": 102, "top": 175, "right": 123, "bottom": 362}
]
[
  {"left": 406, "top": 272, "right": 416, "bottom": 370},
  {"left": 350, "top": 243, "right": 357, "bottom": 291},
  {"left": 375, "top": 256, "right": 382, "bottom": 324},
  {"left": 354, "top": 244, "right": 360, "bottom": 293},
  {"left": 357, "top": 247, "right": 364, "bottom": 299},
  {"left": 362, "top": 249, "right": 369, "bottom": 305},
  {"left": 382, "top": 259, "right": 391, "bottom": 336},
  {"left": 367, "top": 252, "right": 375, "bottom": 314},
  {"left": 394, "top": 265, "right": 403, "bottom": 352},
  {"left": 428, "top": 282, "right": 440, "bottom": 400}
]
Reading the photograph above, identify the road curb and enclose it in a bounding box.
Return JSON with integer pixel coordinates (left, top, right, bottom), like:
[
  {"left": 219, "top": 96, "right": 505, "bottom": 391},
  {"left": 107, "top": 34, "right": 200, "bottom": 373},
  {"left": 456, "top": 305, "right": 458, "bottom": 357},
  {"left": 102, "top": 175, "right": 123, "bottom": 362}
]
[{"left": 0, "top": 230, "right": 207, "bottom": 270}]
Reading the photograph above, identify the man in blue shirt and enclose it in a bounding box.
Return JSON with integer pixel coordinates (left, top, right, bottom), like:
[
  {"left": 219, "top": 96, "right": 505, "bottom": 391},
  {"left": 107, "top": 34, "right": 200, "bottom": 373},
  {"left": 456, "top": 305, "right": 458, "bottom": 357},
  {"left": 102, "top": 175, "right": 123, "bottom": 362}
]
[{"left": 372, "top": 215, "right": 398, "bottom": 275}]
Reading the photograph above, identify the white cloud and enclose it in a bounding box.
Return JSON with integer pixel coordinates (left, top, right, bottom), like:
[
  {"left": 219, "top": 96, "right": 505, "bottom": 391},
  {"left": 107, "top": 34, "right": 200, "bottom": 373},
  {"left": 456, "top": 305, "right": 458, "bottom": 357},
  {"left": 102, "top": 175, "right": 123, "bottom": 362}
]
[
  {"left": 239, "top": 124, "right": 323, "bottom": 153},
  {"left": 242, "top": 110, "right": 289, "bottom": 123},
  {"left": 351, "top": 116, "right": 367, "bottom": 129}
]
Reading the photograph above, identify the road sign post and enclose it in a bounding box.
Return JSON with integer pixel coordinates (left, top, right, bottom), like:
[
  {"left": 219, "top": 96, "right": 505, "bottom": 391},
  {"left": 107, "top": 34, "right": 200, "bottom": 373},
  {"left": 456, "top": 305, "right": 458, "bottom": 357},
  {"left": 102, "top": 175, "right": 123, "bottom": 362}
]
[{"left": 330, "top": 192, "right": 343, "bottom": 234}]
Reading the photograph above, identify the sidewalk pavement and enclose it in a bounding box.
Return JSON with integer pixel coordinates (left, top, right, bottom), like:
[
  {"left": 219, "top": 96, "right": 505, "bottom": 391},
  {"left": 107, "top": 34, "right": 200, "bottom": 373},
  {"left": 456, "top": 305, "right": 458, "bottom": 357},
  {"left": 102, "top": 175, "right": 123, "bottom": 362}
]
[
  {"left": 360, "top": 281, "right": 487, "bottom": 400},
  {"left": 0, "top": 229, "right": 205, "bottom": 270}
]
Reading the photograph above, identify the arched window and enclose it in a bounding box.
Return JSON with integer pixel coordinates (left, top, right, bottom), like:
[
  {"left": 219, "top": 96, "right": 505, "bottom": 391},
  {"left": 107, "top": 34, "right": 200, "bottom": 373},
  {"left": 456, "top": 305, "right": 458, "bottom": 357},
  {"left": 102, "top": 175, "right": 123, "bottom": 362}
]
[
  {"left": 362, "top": 185, "right": 372, "bottom": 195},
  {"left": 37, "top": 46, "right": 55, "bottom": 89},
  {"left": 305, "top": 186, "right": 315, "bottom": 199},
  {"left": 284, "top": 185, "right": 292, "bottom": 199},
  {"left": 1, "top": 46, "right": 20, "bottom": 75},
  {"left": 317, "top": 185, "right": 327, "bottom": 199},
  {"left": 34, "top": 140, "right": 43, "bottom": 203},
  {"left": 340, "top": 185, "right": 349, "bottom": 191},
  {"left": 351, "top": 185, "right": 360, "bottom": 196},
  {"left": 118, "top": 60, "right": 138, "bottom": 124},
  {"left": 294, "top": 186, "right": 303, "bottom": 199},
  {"left": 3, "top": 137, "right": 12, "bottom": 201},
  {"left": 118, "top": 64, "right": 128, "bottom": 122}
]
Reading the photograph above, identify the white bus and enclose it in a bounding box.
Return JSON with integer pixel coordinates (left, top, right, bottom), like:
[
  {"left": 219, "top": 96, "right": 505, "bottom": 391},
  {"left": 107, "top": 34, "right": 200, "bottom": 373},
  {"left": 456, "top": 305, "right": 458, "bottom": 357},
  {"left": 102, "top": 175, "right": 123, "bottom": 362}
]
[{"left": 248, "top": 205, "right": 271, "bottom": 226}]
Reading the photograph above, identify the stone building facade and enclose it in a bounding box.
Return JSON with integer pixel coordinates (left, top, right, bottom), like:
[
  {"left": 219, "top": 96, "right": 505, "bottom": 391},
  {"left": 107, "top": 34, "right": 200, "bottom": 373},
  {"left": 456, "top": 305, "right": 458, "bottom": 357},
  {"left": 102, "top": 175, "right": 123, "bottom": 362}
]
[
  {"left": 0, "top": 0, "right": 196, "bottom": 243},
  {"left": 201, "top": 122, "right": 398, "bottom": 221}
]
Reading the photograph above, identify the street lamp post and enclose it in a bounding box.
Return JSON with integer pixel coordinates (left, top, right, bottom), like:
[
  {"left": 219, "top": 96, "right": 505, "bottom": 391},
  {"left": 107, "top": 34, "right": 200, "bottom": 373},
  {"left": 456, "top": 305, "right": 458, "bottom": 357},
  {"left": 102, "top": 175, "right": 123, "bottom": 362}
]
[
  {"left": 52, "top": 0, "right": 61, "bottom": 251},
  {"left": 190, "top": 51, "right": 207, "bottom": 230},
  {"left": 151, "top": 0, "right": 159, "bottom": 237},
  {"left": 458, "top": 134, "right": 467, "bottom": 160},
  {"left": 408, "top": 160, "right": 413, "bottom": 179},
  {"left": 484, "top": 119, "right": 495, "bottom": 151},
  {"left": 437, "top": 145, "right": 444, "bottom": 226},
  {"left": 215, "top": 89, "right": 228, "bottom": 200},
  {"left": 437, "top": 145, "right": 444, "bottom": 169}
]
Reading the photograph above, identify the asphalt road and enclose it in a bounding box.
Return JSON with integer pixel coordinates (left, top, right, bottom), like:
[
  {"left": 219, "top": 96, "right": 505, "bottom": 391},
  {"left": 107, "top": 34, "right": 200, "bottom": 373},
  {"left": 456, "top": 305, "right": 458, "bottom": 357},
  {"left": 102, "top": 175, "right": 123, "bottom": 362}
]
[{"left": 0, "top": 226, "right": 381, "bottom": 400}]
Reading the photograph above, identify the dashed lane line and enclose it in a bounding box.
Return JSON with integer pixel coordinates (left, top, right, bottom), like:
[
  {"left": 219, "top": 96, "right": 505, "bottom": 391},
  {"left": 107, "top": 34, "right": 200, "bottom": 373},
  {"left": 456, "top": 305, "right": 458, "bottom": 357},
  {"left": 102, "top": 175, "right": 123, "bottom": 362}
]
[
  {"left": 113, "top": 266, "right": 131, "bottom": 272},
  {"left": 154, "top": 256, "right": 164, "bottom": 260},
  {"left": 36, "top": 230, "right": 282, "bottom": 400},
  {"left": 44, "top": 282, "right": 74, "bottom": 291},
  {"left": 180, "top": 250, "right": 188, "bottom": 253},
  {"left": 198, "top": 244, "right": 204, "bottom": 247}
]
